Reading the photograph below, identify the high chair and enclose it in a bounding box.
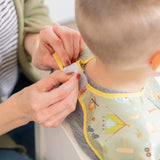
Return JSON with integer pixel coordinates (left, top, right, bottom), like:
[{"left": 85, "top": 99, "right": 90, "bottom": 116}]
[{"left": 35, "top": 120, "right": 91, "bottom": 160}]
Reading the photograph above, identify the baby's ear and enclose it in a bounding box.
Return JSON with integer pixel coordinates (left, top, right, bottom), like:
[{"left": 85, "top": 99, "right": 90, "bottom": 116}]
[{"left": 150, "top": 52, "right": 160, "bottom": 71}]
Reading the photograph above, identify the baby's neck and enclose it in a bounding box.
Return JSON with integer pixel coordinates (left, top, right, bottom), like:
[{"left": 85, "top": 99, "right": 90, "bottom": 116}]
[{"left": 85, "top": 58, "right": 149, "bottom": 93}]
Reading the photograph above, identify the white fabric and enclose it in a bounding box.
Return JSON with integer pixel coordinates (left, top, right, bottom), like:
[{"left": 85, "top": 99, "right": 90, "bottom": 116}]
[{"left": 0, "top": 0, "right": 18, "bottom": 101}]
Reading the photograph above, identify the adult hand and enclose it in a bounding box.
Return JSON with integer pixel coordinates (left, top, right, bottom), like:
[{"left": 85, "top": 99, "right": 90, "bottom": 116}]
[
  {"left": 25, "top": 23, "right": 85, "bottom": 70},
  {"left": 15, "top": 70, "right": 80, "bottom": 128}
]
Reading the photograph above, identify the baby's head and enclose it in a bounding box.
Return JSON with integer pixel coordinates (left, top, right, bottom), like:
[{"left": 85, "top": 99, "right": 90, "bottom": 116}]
[{"left": 76, "top": 0, "right": 160, "bottom": 73}]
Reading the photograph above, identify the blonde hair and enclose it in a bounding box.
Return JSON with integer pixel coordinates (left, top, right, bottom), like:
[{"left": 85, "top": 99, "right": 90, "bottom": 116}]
[{"left": 76, "top": 0, "right": 160, "bottom": 69}]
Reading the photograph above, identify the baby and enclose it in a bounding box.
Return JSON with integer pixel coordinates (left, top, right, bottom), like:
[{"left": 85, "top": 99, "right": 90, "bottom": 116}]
[{"left": 55, "top": 0, "right": 160, "bottom": 159}]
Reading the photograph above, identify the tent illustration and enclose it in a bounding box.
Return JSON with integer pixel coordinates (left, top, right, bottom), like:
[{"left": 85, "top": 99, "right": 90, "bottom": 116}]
[{"left": 106, "top": 114, "right": 127, "bottom": 134}]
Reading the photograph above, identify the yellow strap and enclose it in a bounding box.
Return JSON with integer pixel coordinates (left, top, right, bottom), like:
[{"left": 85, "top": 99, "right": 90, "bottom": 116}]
[
  {"left": 78, "top": 95, "right": 103, "bottom": 160},
  {"left": 83, "top": 56, "right": 94, "bottom": 64},
  {"left": 53, "top": 53, "right": 94, "bottom": 72},
  {"left": 52, "top": 53, "right": 101, "bottom": 159},
  {"left": 52, "top": 53, "right": 105, "bottom": 158},
  {"left": 52, "top": 53, "right": 64, "bottom": 70},
  {"left": 87, "top": 84, "right": 145, "bottom": 98},
  {"left": 76, "top": 57, "right": 95, "bottom": 72}
]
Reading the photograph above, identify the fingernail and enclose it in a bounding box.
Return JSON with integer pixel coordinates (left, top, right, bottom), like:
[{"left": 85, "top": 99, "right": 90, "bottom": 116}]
[
  {"left": 66, "top": 72, "right": 74, "bottom": 76},
  {"left": 65, "top": 60, "right": 71, "bottom": 66},
  {"left": 76, "top": 74, "right": 81, "bottom": 80},
  {"left": 71, "top": 59, "right": 77, "bottom": 63}
]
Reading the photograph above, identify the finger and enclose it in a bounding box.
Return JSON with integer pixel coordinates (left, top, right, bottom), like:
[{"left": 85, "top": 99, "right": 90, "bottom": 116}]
[
  {"left": 33, "top": 70, "right": 74, "bottom": 91},
  {"left": 42, "top": 87, "right": 78, "bottom": 128},
  {"left": 80, "top": 36, "right": 85, "bottom": 53},
  {"left": 72, "top": 33, "right": 80, "bottom": 63},
  {"left": 44, "top": 74, "right": 79, "bottom": 106},
  {"left": 36, "top": 74, "right": 79, "bottom": 108},
  {"left": 35, "top": 44, "right": 58, "bottom": 70},
  {"left": 42, "top": 110, "right": 67, "bottom": 128},
  {"left": 52, "top": 23, "right": 74, "bottom": 61},
  {"left": 41, "top": 25, "right": 70, "bottom": 67},
  {"left": 52, "top": 117, "right": 66, "bottom": 128},
  {"left": 41, "top": 86, "right": 78, "bottom": 119},
  {"left": 35, "top": 82, "right": 78, "bottom": 124}
]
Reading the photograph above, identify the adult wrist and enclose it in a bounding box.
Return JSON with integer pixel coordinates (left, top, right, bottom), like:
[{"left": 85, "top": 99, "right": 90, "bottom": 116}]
[
  {"left": 8, "top": 93, "right": 30, "bottom": 126},
  {"left": 24, "top": 33, "right": 39, "bottom": 58},
  {"left": 0, "top": 93, "right": 29, "bottom": 135}
]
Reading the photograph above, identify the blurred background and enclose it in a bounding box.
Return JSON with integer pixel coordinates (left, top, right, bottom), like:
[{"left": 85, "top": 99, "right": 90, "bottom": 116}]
[{"left": 44, "top": 0, "right": 75, "bottom": 24}]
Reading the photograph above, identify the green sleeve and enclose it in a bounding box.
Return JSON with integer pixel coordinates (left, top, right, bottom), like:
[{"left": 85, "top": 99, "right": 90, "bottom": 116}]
[
  {"left": 0, "top": 134, "right": 26, "bottom": 153},
  {"left": 15, "top": 0, "right": 52, "bottom": 82},
  {"left": 24, "top": 0, "right": 52, "bottom": 34}
]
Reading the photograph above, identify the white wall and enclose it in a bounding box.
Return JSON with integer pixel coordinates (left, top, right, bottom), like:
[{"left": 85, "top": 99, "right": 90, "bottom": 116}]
[{"left": 44, "top": 0, "right": 75, "bottom": 24}]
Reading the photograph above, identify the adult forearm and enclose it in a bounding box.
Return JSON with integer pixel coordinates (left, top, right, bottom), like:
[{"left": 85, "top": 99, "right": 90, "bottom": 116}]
[{"left": 0, "top": 93, "right": 29, "bottom": 135}]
